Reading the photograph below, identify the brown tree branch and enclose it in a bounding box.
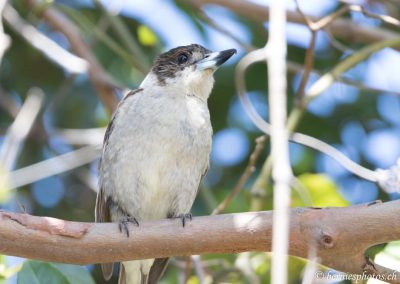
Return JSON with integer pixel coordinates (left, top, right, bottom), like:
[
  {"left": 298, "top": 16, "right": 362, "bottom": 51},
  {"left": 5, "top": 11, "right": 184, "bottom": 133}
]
[
  {"left": 26, "top": 0, "right": 118, "bottom": 114},
  {"left": 1, "top": 201, "right": 400, "bottom": 282},
  {"left": 189, "top": 0, "right": 400, "bottom": 49}
]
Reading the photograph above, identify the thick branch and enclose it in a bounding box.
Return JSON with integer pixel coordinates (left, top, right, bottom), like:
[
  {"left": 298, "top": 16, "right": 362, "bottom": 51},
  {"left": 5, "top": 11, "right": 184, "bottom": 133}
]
[
  {"left": 190, "top": 0, "right": 399, "bottom": 49},
  {"left": 1, "top": 201, "right": 400, "bottom": 281}
]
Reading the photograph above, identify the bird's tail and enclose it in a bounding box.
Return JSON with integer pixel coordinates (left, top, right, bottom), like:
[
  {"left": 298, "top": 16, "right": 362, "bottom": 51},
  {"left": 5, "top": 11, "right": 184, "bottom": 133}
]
[{"left": 119, "top": 260, "right": 154, "bottom": 284}]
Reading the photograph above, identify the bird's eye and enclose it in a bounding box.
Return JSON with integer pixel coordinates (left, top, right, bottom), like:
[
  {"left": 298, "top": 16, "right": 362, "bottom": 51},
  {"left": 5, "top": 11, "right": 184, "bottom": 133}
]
[{"left": 177, "top": 54, "right": 188, "bottom": 64}]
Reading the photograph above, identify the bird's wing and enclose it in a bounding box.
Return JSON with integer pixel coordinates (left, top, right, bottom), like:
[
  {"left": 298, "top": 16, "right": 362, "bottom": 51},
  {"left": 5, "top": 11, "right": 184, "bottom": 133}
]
[
  {"left": 95, "top": 89, "right": 143, "bottom": 281},
  {"left": 96, "top": 110, "right": 117, "bottom": 280},
  {"left": 148, "top": 258, "right": 170, "bottom": 284},
  {"left": 118, "top": 264, "right": 126, "bottom": 284},
  {"left": 95, "top": 188, "right": 115, "bottom": 280}
]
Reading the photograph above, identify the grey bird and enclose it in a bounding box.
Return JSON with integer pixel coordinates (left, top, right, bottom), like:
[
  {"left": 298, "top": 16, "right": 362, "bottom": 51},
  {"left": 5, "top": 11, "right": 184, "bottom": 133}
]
[{"left": 95, "top": 44, "right": 236, "bottom": 284}]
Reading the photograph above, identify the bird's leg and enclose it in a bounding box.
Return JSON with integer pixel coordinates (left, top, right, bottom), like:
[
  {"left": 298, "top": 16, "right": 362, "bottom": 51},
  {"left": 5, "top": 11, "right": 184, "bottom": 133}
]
[
  {"left": 171, "top": 213, "right": 192, "bottom": 227},
  {"left": 118, "top": 215, "right": 139, "bottom": 237}
]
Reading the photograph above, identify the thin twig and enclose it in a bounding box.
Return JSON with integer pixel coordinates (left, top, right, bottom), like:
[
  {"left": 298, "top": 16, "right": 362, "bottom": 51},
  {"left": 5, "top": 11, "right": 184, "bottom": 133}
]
[
  {"left": 195, "top": 7, "right": 254, "bottom": 52},
  {"left": 349, "top": 4, "right": 400, "bottom": 28},
  {"left": 324, "top": 28, "right": 355, "bottom": 53},
  {"left": 58, "top": 4, "right": 146, "bottom": 77},
  {"left": 235, "top": 38, "right": 400, "bottom": 184},
  {"left": 191, "top": 255, "right": 207, "bottom": 284},
  {"left": 291, "top": 132, "right": 378, "bottom": 181},
  {"left": 312, "top": 5, "right": 350, "bottom": 30},
  {"left": 52, "top": 127, "right": 106, "bottom": 145},
  {"left": 234, "top": 252, "right": 260, "bottom": 284},
  {"left": 3, "top": 4, "right": 88, "bottom": 74},
  {"left": 306, "top": 37, "right": 400, "bottom": 101},
  {"left": 212, "top": 136, "right": 266, "bottom": 215},
  {"left": 293, "top": 0, "right": 317, "bottom": 103},
  {"left": 0, "top": 87, "right": 19, "bottom": 117},
  {"left": 0, "top": 88, "right": 44, "bottom": 171},
  {"left": 93, "top": 0, "right": 150, "bottom": 72},
  {"left": 8, "top": 145, "right": 101, "bottom": 189},
  {"left": 287, "top": 61, "right": 400, "bottom": 96},
  {"left": 183, "top": 256, "right": 191, "bottom": 284},
  {"left": 301, "top": 246, "right": 319, "bottom": 284}
]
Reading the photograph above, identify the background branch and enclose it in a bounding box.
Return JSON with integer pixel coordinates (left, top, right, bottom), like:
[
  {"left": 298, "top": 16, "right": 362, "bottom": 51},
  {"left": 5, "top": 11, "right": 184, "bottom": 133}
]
[
  {"left": 266, "top": 1, "right": 291, "bottom": 283},
  {"left": 1, "top": 201, "right": 400, "bottom": 282},
  {"left": 8, "top": 145, "right": 101, "bottom": 189},
  {"left": 0, "top": 89, "right": 44, "bottom": 171},
  {"left": 26, "top": 0, "right": 118, "bottom": 114},
  {"left": 3, "top": 4, "right": 88, "bottom": 74},
  {"left": 190, "top": 0, "right": 400, "bottom": 49}
]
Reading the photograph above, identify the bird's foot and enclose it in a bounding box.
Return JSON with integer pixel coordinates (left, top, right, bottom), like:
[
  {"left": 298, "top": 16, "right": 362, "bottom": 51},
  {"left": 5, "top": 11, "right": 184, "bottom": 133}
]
[
  {"left": 118, "top": 215, "right": 139, "bottom": 237},
  {"left": 173, "top": 213, "right": 192, "bottom": 227}
]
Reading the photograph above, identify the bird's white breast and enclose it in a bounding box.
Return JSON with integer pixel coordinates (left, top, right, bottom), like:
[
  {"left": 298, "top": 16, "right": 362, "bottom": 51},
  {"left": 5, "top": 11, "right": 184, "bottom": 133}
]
[{"left": 100, "top": 87, "right": 212, "bottom": 221}]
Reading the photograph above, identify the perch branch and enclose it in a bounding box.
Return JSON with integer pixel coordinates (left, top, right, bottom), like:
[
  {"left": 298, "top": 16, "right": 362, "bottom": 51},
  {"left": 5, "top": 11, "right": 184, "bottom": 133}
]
[{"left": 1, "top": 201, "right": 400, "bottom": 282}]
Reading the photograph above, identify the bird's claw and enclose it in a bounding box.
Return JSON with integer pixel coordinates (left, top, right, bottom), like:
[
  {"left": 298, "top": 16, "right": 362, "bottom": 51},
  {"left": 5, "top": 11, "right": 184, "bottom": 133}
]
[
  {"left": 174, "top": 213, "right": 192, "bottom": 227},
  {"left": 118, "top": 216, "right": 139, "bottom": 237}
]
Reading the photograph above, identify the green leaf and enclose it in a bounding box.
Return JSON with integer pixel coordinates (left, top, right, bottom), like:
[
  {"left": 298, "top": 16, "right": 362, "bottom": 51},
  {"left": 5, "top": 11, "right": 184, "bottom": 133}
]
[
  {"left": 17, "top": 262, "right": 41, "bottom": 284},
  {"left": 17, "top": 260, "right": 95, "bottom": 284},
  {"left": 294, "top": 173, "right": 349, "bottom": 207},
  {"left": 137, "top": 25, "right": 158, "bottom": 47}
]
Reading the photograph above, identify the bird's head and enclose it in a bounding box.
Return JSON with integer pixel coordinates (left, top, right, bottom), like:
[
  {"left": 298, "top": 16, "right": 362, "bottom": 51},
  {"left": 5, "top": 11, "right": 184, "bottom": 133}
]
[{"left": 140, "top": 44, "right": 236, "bottom": 100}]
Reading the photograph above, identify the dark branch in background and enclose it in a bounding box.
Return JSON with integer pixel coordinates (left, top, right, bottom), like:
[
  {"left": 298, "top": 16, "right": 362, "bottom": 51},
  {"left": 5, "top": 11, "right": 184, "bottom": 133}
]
[
  {"left": 211, "top": 136, "right": 267, "bottom": 215},
  {"left": 0, "top": 89, "right": 44, "bottom": 171},
  {"left": 92, "top": 0, "right": 151, "bottom": 73},
  {"left": 1, "top": 201, "right": 400, "bottom": 283},
  {"left": 293, "top": 0, "right": 317, "bottom": 104},
  {"left": 26, "top": 0, "right": 119, "bottom": 114},
  {"left": 189, "top": 0, "right": 399, "bottom": 98},
  {"left": 3, "top": 5, "right": 89, "bottom": 75},
  {"left": 188, "top": 2, "right": 255, "bottom": 52},
  {"left": 189, "top": 0, "right": 400, "bottom": 50}
]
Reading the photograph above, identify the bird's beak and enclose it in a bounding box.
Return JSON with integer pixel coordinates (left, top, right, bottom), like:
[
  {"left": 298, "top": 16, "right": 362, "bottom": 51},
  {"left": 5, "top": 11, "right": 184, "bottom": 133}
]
[{"left": 196, "top": 49, "right": 237, "bottom": 71}]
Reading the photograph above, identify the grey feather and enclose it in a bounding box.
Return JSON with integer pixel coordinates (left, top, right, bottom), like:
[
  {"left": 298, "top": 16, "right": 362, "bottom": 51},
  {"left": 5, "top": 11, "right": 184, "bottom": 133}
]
[
  {"left": 95, "top": 188, "right": 114, "bottom": 280},
  {"left": 148, "top": 258, "right": 169, "bottom": 284},
  {"left": 118, "top": 264, "right": 126, "bottom": 284}
]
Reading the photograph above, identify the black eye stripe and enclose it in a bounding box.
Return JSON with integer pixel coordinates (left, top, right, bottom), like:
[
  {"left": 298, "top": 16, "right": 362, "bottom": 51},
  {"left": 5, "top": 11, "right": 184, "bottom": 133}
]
[{"left": 153, "top": 44, "right": 212, "bottom": 83}]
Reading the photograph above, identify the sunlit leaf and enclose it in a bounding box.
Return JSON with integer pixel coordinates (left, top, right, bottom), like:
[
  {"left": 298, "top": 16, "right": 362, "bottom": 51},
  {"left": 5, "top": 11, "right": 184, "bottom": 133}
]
[
  {"left": 187, "top": 275, "right": 200, "bottom": 284},
  {"left": 294, "top": 173, "right": 349, "bottom": 207},
  {"left": 137, "top": 25, "right": 158, "bottom": 46}
]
